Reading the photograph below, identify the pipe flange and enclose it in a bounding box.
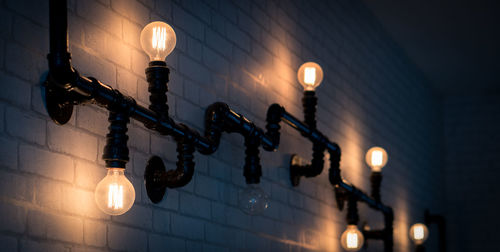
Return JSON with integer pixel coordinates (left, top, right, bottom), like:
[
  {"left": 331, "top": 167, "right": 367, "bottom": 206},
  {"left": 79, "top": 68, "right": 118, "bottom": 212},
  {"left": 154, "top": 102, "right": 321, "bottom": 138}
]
[{"left": 144, "top": 155, "right": 167, "bottom": 204}]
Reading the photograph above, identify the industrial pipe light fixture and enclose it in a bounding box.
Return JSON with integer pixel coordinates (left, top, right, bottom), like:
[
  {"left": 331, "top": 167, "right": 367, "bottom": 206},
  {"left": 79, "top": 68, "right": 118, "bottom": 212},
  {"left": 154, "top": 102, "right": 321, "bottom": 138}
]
[
  {"left": 43, "top": 0, "right": 404, "bottom": 249},
  {"left": 410, "top": 210, "right": 446, "bottom": 252}
]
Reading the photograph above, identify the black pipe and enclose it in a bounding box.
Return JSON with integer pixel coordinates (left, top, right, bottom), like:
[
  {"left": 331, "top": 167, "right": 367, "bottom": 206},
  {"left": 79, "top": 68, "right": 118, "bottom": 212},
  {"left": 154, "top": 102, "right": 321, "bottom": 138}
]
[
  {"left": 102, "top": 111, "right": 130, "bottom": 168},
  {"left": 425, "top": 210, "right": 446, "bottom": 252}
]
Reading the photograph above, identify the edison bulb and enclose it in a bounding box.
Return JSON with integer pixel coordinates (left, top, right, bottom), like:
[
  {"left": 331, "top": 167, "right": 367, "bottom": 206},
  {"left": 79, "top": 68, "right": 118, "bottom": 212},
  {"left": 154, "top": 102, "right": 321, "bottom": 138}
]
[
  {"left": 95, "top": 168, "right": 135, "bottom": 215},
  {"left": 238, "top": 184, "right": 269, "bottom": 215},
  {"left": 409, "top": 223, "right": 429, "bottom": 245},
  {"left": 340, "top": 225, "right": 364, "bottom": 251},
  {"left": 365, "top": 146, "right": 388, "bottom": 172},
  {"left": 140, "top": 21, "right": 177, "bottom": 61},
  {"left": 297, "top": 62, "right": 324, "bottom": 91}
]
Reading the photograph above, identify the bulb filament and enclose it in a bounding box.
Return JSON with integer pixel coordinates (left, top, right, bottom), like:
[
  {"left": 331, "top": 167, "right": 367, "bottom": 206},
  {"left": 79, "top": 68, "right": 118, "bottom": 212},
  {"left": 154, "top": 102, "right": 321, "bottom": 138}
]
[
  {"left": 152, "top": 26, "right": 167, "bottom": 52},
  {"left": 304, "top": 67, "right": 316, "bottom": 85},
  {"left": 346, "top": 232, "right": 358, "bottom": 248},
  {"left": 371, "top": 150, "right": 383, "bottom": 166},
  {"left": 414, "top": 226, "right": 424, "bottom": 240},
  {"left": 108, "top": 183, "right": 124, "bottom": 209}
]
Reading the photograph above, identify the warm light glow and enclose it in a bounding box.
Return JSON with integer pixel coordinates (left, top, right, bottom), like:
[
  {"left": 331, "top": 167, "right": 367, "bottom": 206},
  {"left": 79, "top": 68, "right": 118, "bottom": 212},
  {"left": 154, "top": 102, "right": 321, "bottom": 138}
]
[
  {"left": 371, "top": 150, "right": 383, "bottom": 166},
  {"left": 304, "top": 67, "right": 316, "bottom": 85},
  {"left": 365, "top": 146, "right": 388, "bottom": 172},
  {"left": 95, "top": 168, "right": 135, "bottom": 215},
  {"left": 414, "top": 226, "right": 424, "bottom": 240},
  {"left": 297, "top": 62, "right": 324, "bottom": 91},
  {"left": 140, "top": 21, "right": 176, "bottom": 61},
  {"left": 340, "top": 225, "right": 364, "bottom": 251},
  {"left": 107, "top": 183, "right": 124, "bottom": 209},
  {"left": 346, "top": 232, "right": 359, "bottom": 248},
  {"left": 409, "top": 223, "right": 429, "bottom": 245},
  {"left": 152, "top": 26, "right": 167, "bottom": 51}
]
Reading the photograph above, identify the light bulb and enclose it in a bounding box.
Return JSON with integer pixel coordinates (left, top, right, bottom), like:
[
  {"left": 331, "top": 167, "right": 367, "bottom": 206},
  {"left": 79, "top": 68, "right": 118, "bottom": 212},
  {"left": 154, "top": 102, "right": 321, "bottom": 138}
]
[
  {"left": 409, "top": 223, "right": 429, "bottom": 245},
  {"left": 340, "top": 225, "right": 364, "bottom": 251},
  {"left": 365, "top": 146, "right": 388, "bottom": 172},
  {"left": 238, "top": 184, "right": 269, "bottom": 215},
  {"left": 297, "top": 62, "right": 324, "bottom": 91},
  {"left": 95, "top": 168, "right": 135, "bottom": 215},
  {"left": 140, "top": 21, "right": 176, "bottom": 61}
]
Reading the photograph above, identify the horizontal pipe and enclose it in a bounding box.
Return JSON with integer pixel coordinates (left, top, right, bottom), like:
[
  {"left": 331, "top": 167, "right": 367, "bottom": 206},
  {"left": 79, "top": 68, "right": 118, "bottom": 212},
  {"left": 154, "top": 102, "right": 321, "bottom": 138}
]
[{"left": 277, "top": 106, "right": 393, "bottom": 215}]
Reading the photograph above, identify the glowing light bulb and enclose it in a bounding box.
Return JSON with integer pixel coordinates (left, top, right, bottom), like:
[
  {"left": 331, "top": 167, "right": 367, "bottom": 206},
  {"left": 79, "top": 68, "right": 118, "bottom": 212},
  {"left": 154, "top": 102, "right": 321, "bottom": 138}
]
[
  {"left": 365, "top": 146, "right": 388, "bottom": 172},
  {"left": 140, "top": 21, "right": 176, "bottom": 61},
  {"left": 238, "top": 184, "right": 269, "bottom": 215},
  {"left": 340, "top": 225, "right": 364, "bottom": 251},
  {"left": 95, "top": 168, "right": 135, "bottom": 215},
  {"left": 409, "top": 223, "right": 429, "bottom": 245},
  {"left": 297, "top": 62, "right": 324, "bottom": 91}
]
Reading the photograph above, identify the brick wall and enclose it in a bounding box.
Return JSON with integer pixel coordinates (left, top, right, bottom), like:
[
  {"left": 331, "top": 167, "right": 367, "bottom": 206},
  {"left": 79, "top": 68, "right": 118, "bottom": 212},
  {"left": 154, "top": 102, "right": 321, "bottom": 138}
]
[
  {"left": 0, "top": 0, "right": 444, "bottom": 251},
  {"left": 444, "top": 94, "right": 500, "bottom": 252}
]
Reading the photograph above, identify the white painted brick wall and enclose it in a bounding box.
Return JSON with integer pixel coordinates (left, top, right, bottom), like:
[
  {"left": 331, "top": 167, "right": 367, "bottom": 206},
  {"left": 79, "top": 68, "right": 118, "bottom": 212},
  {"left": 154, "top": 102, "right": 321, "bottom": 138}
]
[{"left": 0, "top": 0, "right": 444, "bottom": 251}]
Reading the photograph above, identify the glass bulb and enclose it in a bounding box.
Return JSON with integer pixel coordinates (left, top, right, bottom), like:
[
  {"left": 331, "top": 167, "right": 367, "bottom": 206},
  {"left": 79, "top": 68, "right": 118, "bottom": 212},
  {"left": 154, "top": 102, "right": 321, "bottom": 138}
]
[
  {"left": 409, "top": 223, "right": 429, "bottom": 245},
  {"left": 340, "top": 225, "right": 364, "bottom": 251},
  {"left": 297, "top": 62, "right": 324, "bottom": 91},
  {"left": 238, "top": 184, "right": 269, "bottom": 215},
  {"left": 365, "top": 146, "right": 388, "bottom": 172},
  {"left": 140, "top": 21, "right": 177, "bottom": 61},
  {"left": 95, "top": 168, "right": 135, "bottom": 215}
]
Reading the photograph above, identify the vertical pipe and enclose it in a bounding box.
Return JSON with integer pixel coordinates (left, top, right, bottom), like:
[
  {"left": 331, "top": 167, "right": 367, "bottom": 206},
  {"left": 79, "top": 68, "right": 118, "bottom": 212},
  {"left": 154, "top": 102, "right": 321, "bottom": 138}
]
[{"left": 49, "top": 0, "right": 68, "bottom": 54}]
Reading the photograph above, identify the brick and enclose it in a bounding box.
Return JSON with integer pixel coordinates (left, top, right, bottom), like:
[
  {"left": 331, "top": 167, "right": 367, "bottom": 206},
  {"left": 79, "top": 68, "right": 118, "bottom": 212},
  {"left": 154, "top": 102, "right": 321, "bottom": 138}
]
[
  {"left": 0, "top": 202, "right": 25, "bottom": 233},
  {"left": 171, "top": 213, "right": 204, "bottom": 240},
  {"left": 76, "top": 105, "right": 109, "bottom": 136},
  {"left": 77, "top": 0, "right": 123, "bottom": 38},
  {"left": 172, "top": 4, "right": 204, "bottom": 41},
  {"left": 75, "top": 159, "right": 106, "bottom": 189},
  {"left": 0, "top": 235, "right": 17, "bottom": 252},
  {"left": 13, "top": 15, "right": 49, "bottom": 54},
  {"left": 108, "top": 224, "right": 147, "bottom": 251},
  {"left": 0, "top": 73, "right": 30, "bottom": 108},
  {"left": 34, "top": 178, "right": 62, "bottom": 210},
  {"left": 203, "top": 46, "right": 229, "bottom": 75},
  {"left": 20, "top": 239, "right": 67, "bottom": 252},
  {"left": 48, "top": 123, "right": 98, "bottom": 161},
  {"left": 5, "top": 42, "right": 45, "bottom": 83},
  {"left": 61, "top": 186, "right": 108, "bottom": 220},
  {"left": 117, "top": 67, "right": 137, "bottom": 97},
  {"left": 195, "top": 174, "right": 219, "bottom": 200},
  {"left": 19, "top": 144, "right": 74, "bottom": 183},
  {"left": 84, "top": 220, "right": 106, "bottom": 247},
  {"left": 175, "top": 98, "right": 204, "bottom": 127},
  {"left": 70, "top": 46, "right": 117, "bottom": 88},
  {"left": 0, "top": 136, "right": 18, "bottom": 170},
  {"left": 122, "top": 19, "right": 142, "bottom": 50},
  {"left": 6, "top": 106, "right": 45, "bottom": 145},
  {"left": 149, "top": 234, "right": 186, "bottom": 252},
  {"left": 156, "top": 187, "right": 179, "bottom": 210},
  {"left": 111, "top": 0, "right": 149, "bottom": 25},
  {"left": 150, "top": 135, "right": 177, "bottom": 162},
  {"left": 104, "top": 35, "right": 131, "bottom": 68},
  {"left": 205, "top": 223, "right": 244, "bottom": 248},
  {"left": 0, "top": 169, "right": 31, "bottom": 201},
  {"left": 225, "top": 22, "right": 250, "bottom": 52},
  {"left": 205, "top": 29, "right": 232, "bottom": 59},
  {"left": 178, "top": 54, "right": 211, "bottom": 85},
  {"left": 179, "top": 192, "right": 211, "bottom": 219},
  {"left": 131, "top": 49, "right": 149, "bottom": 76},
  {"left": 152, "top": 209, "right": 170, "bottom": 233},
  {"left": 114, "top": 204, "right": 152, "bottom": 229},
  {"left": 27, "top": 210, "right": 83, "bottom": 243},
  {"left": 187, "top": 36, "right": 202, "bottom": 61},
  {"left": 6, "top": 0, "right": 48, "bottom": 27},
  {"left": 128, "top": 124, "right": 150, "bottom": 153}
]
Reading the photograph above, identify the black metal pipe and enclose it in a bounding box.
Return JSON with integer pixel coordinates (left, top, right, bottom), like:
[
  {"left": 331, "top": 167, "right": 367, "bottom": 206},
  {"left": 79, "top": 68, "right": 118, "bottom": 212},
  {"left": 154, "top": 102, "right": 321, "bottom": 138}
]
[{"left": 425, "top": 210, "right": 446, "bottom": 252}]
